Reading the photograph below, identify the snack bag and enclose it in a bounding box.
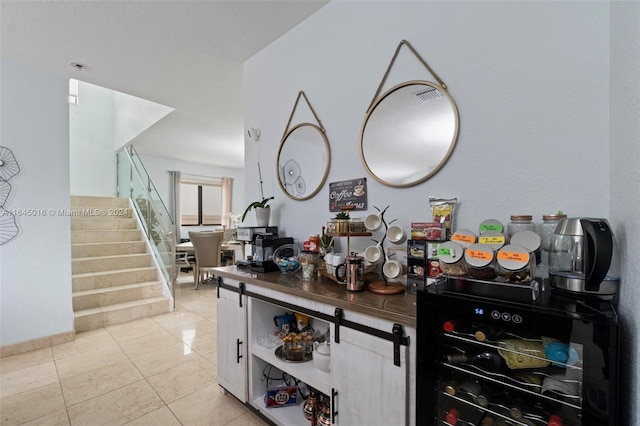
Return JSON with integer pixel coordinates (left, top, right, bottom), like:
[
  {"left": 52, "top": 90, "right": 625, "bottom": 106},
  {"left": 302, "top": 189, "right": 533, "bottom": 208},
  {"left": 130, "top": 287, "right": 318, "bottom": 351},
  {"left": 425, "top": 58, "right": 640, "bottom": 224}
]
[{"left": 429, "top": 197, "right": 457, "bottom": 239}]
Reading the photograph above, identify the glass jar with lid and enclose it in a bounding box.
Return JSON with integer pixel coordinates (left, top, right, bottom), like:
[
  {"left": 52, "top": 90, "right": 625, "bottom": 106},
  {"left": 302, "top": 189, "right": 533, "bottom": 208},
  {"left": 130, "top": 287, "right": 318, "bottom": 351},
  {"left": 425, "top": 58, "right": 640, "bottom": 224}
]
[
  {"left": 478, "top": 230, "right": 506, "bottom": 252},
  {"left": 540, "top": 213, "right": 567, "bottom": 252},
  {"left": 497, "top": 244, "right": 534, "bottom": 283},
  {"left": 437, "top": 241, "right": 466, "bottom": 276},
  {"left": 464, "top": 243, "right": 497, "bottom": 280},
  {"left": 510, "top": 230, "right": 542, "bottom": 265},
  {"left": 479, "top": 219, "right": 504, "bottom": 234},
  {"left": 506, "top": 215, "right": 535, "bottom": 243},
  {"left": 451, "top": 229, "right": 477, "bottom": 248}
]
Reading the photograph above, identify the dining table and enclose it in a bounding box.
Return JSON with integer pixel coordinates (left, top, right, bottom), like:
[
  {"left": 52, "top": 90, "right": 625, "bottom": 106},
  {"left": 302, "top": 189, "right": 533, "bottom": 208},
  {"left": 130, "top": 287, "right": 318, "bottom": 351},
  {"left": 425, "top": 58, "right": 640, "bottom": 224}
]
[{"left": 176, "top": 240, "right": 244, "bottom": 264}]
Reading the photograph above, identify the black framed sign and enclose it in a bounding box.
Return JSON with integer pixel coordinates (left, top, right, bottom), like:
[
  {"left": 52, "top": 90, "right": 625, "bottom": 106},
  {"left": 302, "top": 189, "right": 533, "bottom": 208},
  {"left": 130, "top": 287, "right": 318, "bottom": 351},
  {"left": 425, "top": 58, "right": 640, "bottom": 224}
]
[{"left": 329, "top": 178, "right": 367, "bottom": 212}]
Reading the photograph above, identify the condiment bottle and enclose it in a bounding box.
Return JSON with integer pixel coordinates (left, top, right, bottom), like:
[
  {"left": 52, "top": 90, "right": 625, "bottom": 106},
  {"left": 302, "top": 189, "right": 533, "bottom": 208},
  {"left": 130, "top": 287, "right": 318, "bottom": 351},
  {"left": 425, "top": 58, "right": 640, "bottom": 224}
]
[
  {"left": 309, "top": 234, "right": 320, "bottom": 252},
  {"left": 437, "top": 241, "right": 466, "bottom": 276},
  {"left": 506, "top": 215, "right": 535, "bottom": 243}
]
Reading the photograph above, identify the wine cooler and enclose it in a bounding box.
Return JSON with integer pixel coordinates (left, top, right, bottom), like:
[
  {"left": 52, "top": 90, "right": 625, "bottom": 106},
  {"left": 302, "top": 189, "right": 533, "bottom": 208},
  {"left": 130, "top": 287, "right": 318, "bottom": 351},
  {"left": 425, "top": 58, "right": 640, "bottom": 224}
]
[{"left": 416, "top": 278, "right": 619, "bottom": 425}]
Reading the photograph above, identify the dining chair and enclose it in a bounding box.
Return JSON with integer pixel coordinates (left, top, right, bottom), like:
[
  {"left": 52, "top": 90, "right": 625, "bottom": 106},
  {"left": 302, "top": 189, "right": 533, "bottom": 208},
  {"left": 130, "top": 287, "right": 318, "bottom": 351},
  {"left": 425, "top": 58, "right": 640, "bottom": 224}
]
[{"left": 188, "top": 231, "right": 224, "bottom": 290}]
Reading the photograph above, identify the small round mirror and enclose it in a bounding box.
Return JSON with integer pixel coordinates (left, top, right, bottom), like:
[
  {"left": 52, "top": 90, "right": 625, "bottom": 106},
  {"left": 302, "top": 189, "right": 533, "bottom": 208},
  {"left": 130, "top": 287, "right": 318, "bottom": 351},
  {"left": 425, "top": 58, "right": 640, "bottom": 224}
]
[
  {"left": 277, "top": 123, "right": 331, "bottom": 200},
  {"left": 360, "top": 80, "right": 459, "bottom": 187}
]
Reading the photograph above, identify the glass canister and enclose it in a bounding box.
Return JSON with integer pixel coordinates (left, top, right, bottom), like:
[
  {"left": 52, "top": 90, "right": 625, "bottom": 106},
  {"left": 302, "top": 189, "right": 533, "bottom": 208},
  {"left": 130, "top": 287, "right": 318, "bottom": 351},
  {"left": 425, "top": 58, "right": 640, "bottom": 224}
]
[
  {"left": 540, "top": 213, "right": 568, "bottom": 252},
  {"left": 437, "top": 241, "right": 466, "bottom": 276},
  {"left": 510, "top": 230, "right": 542, "bottom": 265},
  {"left": 506, "top": 215, "right": 535, "bottom": 243},
  {"left": 451, "top": 229, "right": 477, "bottom": 248},
  {"left": 464, "top": 243, "right": 497, "bottom": 280},
  {"left": 479, "top": 219, "right": 504, "bottom": 234},
  {"left": 478, "top": 230, "right": 506, "bottom": 252},
  {"left": 497, "top": 244, "right": 534, "bottom": 283}
]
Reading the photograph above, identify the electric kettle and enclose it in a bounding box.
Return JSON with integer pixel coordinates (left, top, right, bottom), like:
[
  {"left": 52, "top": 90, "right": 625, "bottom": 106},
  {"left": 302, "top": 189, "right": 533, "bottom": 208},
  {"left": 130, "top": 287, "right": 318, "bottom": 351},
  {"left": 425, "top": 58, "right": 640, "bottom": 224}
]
[{"left": 548, "top": 218, "right": 620, "bottom": 299}]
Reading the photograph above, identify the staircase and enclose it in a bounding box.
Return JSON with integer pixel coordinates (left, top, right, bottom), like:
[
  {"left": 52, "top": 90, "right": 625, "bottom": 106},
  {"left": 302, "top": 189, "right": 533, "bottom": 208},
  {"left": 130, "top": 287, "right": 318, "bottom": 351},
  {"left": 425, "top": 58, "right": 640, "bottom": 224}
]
[{"left": 71, "top": 196, "right": 171, "bottom": 332}]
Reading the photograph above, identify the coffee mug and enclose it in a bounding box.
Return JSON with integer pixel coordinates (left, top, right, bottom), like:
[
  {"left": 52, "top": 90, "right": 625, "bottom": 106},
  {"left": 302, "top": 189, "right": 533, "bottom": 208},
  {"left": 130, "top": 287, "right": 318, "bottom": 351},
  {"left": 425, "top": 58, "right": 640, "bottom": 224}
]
[
  {"left": 364, "top": 214, "right": 382, "bottom": 231},
  {"left": 386, "top": 225, "right": 406, "bottom": 244},
  {"left": 332, "top": 253, "right": 345, "bottom": 266},
  {"left": 383, "top": 260, "right": 406, "bottom": 279},
  {"left": 364, "top": 244, "right": 383, "bottom": 264}
]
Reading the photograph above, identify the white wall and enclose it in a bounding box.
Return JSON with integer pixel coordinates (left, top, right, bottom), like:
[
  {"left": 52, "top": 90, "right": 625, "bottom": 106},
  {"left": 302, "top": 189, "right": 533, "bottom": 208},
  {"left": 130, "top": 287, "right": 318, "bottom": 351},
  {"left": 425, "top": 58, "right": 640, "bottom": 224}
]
[
  {"left": 610, "top": 0, "right": 640, "bottom": 420},
  {"left": 0, "top": 60, "right": 74, "bottom": 345},
  {"left": 245, "top": 1, "right": 638, "bottom": 423}
]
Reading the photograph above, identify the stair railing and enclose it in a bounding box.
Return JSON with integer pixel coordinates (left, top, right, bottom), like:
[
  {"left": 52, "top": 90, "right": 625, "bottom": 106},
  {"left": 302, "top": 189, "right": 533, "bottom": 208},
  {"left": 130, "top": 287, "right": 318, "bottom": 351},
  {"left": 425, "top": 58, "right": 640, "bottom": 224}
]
[{"left": 116, "top": 145, "right": 176, "bottom": 303}]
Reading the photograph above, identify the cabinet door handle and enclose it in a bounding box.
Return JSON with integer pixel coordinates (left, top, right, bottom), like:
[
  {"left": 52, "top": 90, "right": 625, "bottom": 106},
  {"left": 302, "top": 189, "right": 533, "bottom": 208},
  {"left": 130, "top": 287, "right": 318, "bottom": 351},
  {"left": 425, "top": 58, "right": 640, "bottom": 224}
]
[
  {"left": 236, "top": 338, "right": 243, "bottom": 363},
  {"left": 332, "top": 388, "right": 338, "bottom": 423}
]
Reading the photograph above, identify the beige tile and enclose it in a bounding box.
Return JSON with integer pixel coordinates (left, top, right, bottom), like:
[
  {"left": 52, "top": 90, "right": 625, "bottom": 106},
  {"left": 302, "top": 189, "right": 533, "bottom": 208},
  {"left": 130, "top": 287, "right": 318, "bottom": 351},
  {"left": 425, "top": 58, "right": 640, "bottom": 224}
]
[
  {"left": 187, "top": 331, "right": 217, "bottom": 361},
  {"left": 225, "top": 411, "right": 271, "bottom": 426},
  {"left": 105, "top": 317, "right": 166, "bottom": 343},
  {"left": 66, "top": 380, "right": 164, "bottom": 426},
  {"left": 117, "top": 328, "right": 182, "bottom": 358},
  {"left": 55, "top": 345, "right": 128, "bottom": 379},
  {"left": 0, "top": 361, "right": 58, "bottom": 398},
  {"left": 52, "top": 328, "right": 117, "bottom": 360},
  {"left": 146, "top": 356, "right": 216, "bottom": 404},
  {"left": 0, "top": 382, "right": 66, "bottom": 424},
  {"left": 22, "top": 409, "right": 70, "bottom": 426},
  {"left": 130, "top": 342, "right": 200, "bottom": 378},
  {"left": 0, "top": 347, "right": 53, "bottom": 374},
  {"left": 168, "top": 382, "right": 248, "bottom": 425},
  {"left": 123, "top": 406, "right": 181, "bottom": 426},
  {"left": 151, "top": 309, "right": 206, "bottom": 330},
  {"left": 61, "top": 359, "right": 143, "bottom": 406},
  {"left": 166, "top": 319, "right": 216, "bottom": 343}
]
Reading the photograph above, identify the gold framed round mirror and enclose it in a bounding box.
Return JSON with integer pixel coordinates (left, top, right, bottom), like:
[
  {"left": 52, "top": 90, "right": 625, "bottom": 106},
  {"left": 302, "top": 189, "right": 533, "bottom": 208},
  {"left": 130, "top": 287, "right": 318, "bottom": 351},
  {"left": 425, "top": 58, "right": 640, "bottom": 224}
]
[
  {"left": 360, "top": 80, "right": 459, "bottom": 187},
  {"left": 277, "top": 123, "right": 331, "bottom": 200}
]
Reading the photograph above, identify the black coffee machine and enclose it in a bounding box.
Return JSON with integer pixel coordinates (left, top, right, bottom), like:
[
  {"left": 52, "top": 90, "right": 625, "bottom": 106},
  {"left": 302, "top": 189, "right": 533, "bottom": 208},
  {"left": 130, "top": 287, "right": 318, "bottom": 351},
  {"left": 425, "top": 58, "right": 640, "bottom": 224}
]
[
  {"left": 251, "top": 233, "right": 294, "bottom": 273},
  {"left": 235, "top": 226, "right": 278, "bottom": 267}
]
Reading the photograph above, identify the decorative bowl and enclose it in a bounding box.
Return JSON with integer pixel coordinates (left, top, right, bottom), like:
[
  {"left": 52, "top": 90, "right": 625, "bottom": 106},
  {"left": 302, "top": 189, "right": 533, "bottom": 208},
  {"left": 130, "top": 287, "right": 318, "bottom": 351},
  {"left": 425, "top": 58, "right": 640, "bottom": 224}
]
[{"left": 273, "top": 244, "right": 302, "bottom": 274}]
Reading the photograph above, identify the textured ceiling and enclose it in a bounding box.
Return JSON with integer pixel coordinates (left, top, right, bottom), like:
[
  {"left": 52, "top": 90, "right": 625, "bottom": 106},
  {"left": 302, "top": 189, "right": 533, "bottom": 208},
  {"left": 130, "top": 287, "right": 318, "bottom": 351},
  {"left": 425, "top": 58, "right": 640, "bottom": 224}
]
[{"left": 1, "top": 0, "right": 328, "bottom": 168}]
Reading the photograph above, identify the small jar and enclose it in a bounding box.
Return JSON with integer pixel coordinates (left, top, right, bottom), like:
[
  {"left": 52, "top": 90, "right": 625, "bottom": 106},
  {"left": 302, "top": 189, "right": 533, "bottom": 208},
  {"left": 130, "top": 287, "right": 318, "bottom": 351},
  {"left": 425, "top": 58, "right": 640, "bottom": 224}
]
[
  {"left": 437, "top": 241, "right": 466, "bottom": 276},
  {"left": 540, "top": 213, "right": 567, "bottom": 251},
  {"left": 451, "top": 229, "right": 477, "bottom": 248},
  {"left": 506, "top": 215, "right": 535, "bottom": 243},
  {"left": 497, "top": 244, "right": 534, "bottom": 283},
  {"left": 478, "top": 230, "right": 506, "bottom": 252},
  {"left": 309, "top": 234, "right": 320, "bottom": 252},
  {"left": 479, "top": 219, "right": 504, "bottom": 234},
  {"left": 464, "top": 243, "right": 497, "bottom": 280}
]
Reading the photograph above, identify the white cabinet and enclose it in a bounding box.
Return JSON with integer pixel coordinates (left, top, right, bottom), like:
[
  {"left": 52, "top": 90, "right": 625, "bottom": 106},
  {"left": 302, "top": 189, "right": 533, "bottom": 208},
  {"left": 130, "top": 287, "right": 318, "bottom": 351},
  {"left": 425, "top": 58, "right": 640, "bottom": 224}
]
[
  {"left": 217, "top": 284, "right": 248, "bottom": 401},
  {"left": 331, "top": 326, "right": 409, "bottom": 426}
]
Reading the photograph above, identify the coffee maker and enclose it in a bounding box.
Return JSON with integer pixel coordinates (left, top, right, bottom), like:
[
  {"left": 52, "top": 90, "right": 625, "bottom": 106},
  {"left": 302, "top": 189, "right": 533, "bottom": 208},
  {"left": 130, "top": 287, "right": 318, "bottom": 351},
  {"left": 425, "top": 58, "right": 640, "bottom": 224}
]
[
  {"left": 252, "top": 233, "right": 294, "bottom": 273},
  {"left": 548, "top": 218, "right": 620, "bottom": 299},
  {"left": 235, "top": 226, "right": 278, "bottom": 266}
]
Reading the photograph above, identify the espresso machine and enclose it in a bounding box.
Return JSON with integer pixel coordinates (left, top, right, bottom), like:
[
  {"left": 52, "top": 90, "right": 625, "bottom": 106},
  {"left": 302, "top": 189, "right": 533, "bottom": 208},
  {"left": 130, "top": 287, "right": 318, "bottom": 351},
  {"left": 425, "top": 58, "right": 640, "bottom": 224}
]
[
  {"left": 252, "top": 234, "right": 294, "bottom": 273},
  {"left": 235, "top": 226, "right": 278, "bottom": 266}
]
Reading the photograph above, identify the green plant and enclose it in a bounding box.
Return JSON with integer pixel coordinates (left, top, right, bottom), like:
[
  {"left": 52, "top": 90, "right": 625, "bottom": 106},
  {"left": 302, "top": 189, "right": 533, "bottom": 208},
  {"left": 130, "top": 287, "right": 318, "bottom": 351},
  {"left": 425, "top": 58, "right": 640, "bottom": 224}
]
[
  {"left": 241, "top": 162, "right": 273, "bottom": 222},
  {"left": 334, "top": 211, "right": 350, "bottom": 220}
]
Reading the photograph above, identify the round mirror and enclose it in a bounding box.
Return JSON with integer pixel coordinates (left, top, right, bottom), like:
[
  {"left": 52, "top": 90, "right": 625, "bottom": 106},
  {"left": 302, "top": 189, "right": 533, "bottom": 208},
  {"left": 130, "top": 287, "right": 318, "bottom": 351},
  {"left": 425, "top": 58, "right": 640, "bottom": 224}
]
[
  {"left": 360, "top": 80, "right": 459, "bottom": 187},
  {"left": 277, "top": 123, "right": 331, "bottom": 200}
]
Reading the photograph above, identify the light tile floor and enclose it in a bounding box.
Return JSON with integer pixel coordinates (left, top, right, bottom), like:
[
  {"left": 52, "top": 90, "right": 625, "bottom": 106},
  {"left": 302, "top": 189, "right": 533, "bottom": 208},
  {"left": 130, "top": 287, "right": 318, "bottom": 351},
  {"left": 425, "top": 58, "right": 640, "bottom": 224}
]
[{"left": 0, "top": 273, "right": 269, "bottom": 426}]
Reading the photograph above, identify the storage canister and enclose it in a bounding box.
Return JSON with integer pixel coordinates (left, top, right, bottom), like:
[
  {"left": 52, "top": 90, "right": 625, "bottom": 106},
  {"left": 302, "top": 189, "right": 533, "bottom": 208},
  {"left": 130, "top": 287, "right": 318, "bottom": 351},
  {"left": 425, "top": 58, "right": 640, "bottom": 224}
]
[
  {"left": 478, "top": 230, "right": 506, "bottom": 252},
  {"left": 464, "top": 243, "right": 497, "bottom": 280},
  {"left": 437, "top": 241, "right": 466, "bottom": 276},
  {"left": 506, "top": 215, "right": 535, "bottom": 243},
  {"left": 510, "top": 230, "right": 542, "bottom": 265},
  {"left": 479, "top": 219, "right": 504, "bottom": 234},
  {"left": 451, "top": 229, "right": 477, "bottom": 248},
  {"left": 497, "top": 244, "right": 534, "bottom": 283},
  {"left": 540, "top": 213, "right": 567, "bottom": 251}
]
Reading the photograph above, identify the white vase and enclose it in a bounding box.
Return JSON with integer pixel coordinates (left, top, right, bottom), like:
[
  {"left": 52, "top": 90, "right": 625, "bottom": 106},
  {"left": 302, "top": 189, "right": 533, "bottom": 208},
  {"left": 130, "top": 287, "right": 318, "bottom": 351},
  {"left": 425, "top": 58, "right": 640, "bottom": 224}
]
[{"left": 255, "top": 207, "right": 270, "bottom": 227}]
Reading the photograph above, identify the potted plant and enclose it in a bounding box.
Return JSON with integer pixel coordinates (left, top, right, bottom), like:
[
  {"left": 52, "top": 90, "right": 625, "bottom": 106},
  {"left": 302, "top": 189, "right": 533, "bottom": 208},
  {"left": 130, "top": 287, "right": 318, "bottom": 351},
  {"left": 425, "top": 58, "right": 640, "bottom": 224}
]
[
  {"left": 333, "top": 211, "right": 350, "bottom": 234},
  {"left": 241, "top": 162, "right": 274, "bottom": 226}
]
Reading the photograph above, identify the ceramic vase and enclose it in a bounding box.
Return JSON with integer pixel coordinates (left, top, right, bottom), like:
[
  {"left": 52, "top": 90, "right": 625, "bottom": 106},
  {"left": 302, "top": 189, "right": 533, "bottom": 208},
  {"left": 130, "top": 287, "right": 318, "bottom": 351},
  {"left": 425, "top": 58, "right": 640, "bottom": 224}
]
[{"left": 255, "top": 207, "right": 270, "bottom": 227}]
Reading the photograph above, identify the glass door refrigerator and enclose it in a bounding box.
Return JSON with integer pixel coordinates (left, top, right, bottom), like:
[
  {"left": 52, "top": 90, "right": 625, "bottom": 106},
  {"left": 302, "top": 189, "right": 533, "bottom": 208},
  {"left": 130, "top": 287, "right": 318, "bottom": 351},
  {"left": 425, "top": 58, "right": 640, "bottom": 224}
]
[{"left": 416, "top": 279, "right": 619, "bottom": 426}]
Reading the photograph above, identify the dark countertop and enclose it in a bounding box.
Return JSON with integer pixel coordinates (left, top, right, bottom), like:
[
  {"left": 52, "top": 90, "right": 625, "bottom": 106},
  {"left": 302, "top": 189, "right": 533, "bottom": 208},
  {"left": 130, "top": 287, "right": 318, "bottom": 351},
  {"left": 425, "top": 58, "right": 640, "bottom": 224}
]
[{"left": 212, "top": 265, "right": 417, "bottom": 327}]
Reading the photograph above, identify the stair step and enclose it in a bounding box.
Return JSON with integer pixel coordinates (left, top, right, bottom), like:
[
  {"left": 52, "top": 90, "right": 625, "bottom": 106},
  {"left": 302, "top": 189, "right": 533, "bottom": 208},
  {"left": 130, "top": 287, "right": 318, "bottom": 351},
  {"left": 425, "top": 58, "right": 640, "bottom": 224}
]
[
  {"left": 72, "top": 267, "right": 158, "bottom": 291},
  {"left": 72, "top": 253, "right": 152, "bottom": 274},
  {"left": 70, "top": 196, "right": 130, "bottom": 208},
  {"left": 73, "top": 297, "right": 170, "bottom": 332},
  {"left": 71, "top": 217, "right": 137, "bottom": 230},
  {"left": 71, "top": 229, "right": 142, "bottom": 244},
  {"left": 72, "top": 241, "right": 147, "bottom": 258},
  {"left": 72, "top": 281, "right": 164, "bottom": 310}
]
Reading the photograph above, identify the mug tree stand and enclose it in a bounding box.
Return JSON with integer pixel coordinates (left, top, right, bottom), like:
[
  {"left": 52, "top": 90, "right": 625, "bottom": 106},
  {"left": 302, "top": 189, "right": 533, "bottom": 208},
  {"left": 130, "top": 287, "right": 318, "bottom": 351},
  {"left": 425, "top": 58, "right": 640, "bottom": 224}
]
[{"left": 367, "top": 205, "right": 405, "bottom": 295}]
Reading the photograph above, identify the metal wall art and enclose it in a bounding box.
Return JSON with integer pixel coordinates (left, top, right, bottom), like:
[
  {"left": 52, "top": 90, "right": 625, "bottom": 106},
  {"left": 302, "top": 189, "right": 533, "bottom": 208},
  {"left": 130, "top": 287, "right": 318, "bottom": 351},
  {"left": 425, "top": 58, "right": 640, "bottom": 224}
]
[{"left": 0, "top": 146, "right": 21, "bottom": 245}]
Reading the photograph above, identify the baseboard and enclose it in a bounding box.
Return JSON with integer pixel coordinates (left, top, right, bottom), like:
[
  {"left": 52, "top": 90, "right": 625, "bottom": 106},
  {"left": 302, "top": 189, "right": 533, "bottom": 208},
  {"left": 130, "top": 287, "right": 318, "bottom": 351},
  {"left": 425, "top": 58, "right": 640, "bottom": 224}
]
[{"left": 0, "top": 330, "right": 75, "bottom": 358}]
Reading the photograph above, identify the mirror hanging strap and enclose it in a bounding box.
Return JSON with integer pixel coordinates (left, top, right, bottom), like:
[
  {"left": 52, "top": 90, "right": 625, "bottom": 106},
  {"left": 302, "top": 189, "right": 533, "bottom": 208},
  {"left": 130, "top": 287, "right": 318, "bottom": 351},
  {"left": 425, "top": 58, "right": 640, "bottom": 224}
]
[
  {"left": 366, "top": 39, "right": 447, "bottom": 114},
  {"left": 281, "top": 91, "right": 325, "bottom": 142}
]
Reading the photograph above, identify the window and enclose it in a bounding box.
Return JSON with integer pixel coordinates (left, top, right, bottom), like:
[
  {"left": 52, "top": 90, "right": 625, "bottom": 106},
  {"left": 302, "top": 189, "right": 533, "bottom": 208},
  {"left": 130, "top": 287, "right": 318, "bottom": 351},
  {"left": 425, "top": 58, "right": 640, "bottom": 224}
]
[{"left": 180, "top": 178, "right": 224, "bottom": 226}]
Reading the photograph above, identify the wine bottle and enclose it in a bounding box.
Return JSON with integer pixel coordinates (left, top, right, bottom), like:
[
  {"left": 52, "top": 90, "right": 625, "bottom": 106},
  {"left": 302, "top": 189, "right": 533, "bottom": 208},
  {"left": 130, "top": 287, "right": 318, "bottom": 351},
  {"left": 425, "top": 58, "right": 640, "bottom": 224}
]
[{"left": 446, "top": 350, "right": 507, "bottom": 373}]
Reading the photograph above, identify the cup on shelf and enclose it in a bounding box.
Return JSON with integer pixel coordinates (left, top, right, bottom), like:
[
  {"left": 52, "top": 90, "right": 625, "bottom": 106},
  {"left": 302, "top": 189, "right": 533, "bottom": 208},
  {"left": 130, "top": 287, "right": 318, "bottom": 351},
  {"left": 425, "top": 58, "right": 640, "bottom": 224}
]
[
  {"left": 386, "top": 225, "right": 406, "bottom": 244},
  {"left": 383, "top": 260, "right": 406, "bottom": 279},
  {"left": 364, "top": 214, "right": 382, "bottom": 231},
  {"left": 364, "top": 244, "right": 383, "bottom": 264}
]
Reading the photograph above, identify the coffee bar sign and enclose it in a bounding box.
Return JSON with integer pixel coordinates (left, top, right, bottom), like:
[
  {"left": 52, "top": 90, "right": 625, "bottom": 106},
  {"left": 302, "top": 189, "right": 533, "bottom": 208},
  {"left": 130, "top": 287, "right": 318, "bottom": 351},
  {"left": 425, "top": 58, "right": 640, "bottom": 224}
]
[{"left": 329, "top": 178, "right": 367, "bottom": 212}]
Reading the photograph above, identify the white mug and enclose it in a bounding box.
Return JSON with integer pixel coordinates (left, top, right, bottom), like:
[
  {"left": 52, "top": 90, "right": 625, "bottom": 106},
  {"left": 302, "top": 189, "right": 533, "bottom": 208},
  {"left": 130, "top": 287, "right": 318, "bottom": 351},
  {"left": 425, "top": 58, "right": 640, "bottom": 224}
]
[
  {"left": 364, "top": 214, "right": 382, "bottom": 231},
  {"left": 364, "top": 244, "right": 383, "bottom": 264},
  {"left": 386, "top": 225, "right": 406, "bottom": 244},
  {"left": 383, "top": 260, "right": 406, "bottom": 279},
  {"left": 332, "top": 253, "right": 345, "bottom": 266},
  {"left": 324, "top": 253, "right": 335, "bottom": 266}
]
